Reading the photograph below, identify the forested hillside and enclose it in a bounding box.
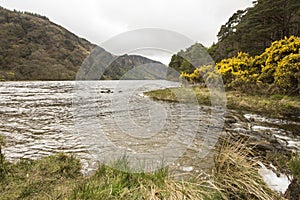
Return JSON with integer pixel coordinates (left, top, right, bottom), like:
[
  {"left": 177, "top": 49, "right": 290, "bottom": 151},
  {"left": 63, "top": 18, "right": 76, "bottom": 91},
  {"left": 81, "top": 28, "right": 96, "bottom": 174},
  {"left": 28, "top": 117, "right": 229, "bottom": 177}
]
[
  {"left": 209, "top": 0, "right": 300, "bottom": 62},
  {"left": 0, "top": 7, "right": 95, "bottom": 80},
  {"left": 168, "top": 43, "right": 213, "bottom": 74},
  {"left": 0, "top": 7, "right": 163, "bottom": 81}
]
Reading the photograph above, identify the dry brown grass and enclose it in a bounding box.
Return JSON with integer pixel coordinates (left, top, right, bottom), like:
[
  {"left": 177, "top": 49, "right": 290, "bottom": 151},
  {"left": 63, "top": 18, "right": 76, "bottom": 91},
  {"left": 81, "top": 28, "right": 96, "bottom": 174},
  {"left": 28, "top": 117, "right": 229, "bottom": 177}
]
[{"left": 213, "top": 138, "right": 284, "bottom": 200}]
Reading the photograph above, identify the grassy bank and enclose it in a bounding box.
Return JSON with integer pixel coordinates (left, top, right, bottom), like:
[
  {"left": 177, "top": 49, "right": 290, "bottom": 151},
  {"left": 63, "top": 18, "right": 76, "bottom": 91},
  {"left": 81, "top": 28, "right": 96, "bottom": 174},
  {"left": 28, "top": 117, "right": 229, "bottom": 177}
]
[
  {"left": 144, "top": 86, "right": 300, "bottom": 118},
  {"left": 0, "top": 135, "right": 284, "bottom": 200}
]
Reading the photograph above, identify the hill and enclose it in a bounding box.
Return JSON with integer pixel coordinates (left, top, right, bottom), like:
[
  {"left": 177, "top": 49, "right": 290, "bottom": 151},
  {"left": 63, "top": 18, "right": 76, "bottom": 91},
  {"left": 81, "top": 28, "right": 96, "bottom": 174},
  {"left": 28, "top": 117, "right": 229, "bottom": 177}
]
[
  {"left": 168, "top": 43, "right": 213, "bottom": 76},
  {"left": 102, "top": 54, "right": 166, "bottom": 80},
  {"left": 0, "top": 7, "right": 164, "bottom": 81},
  {"left": 77, "top": 48, "right": 167, "bottom": 80}
]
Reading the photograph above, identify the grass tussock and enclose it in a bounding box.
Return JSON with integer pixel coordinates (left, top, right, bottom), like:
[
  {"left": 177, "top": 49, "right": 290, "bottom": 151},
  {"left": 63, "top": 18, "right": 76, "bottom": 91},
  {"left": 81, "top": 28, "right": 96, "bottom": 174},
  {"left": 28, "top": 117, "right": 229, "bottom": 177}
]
[
  {"left": 0, "top": 135, "right": 7, "bottom": 180},
  {"left": 0, "top": 153, "right": 81, "bottom": 200},
  {"left": 71, "top": 158, "right": 222, "bottom": 200},
  {"left": 144, "top": 86, "right": 212, "bottom": 105},
  {"left": 213, "top": 138, "right": 282, "bottom": 200}
]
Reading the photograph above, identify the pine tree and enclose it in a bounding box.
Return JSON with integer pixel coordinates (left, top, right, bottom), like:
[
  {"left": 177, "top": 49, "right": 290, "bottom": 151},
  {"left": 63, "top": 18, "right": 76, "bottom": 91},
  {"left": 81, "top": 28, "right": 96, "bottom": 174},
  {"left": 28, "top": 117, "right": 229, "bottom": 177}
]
[{"left": 210, "top": 0, "right": 300, "bottom": 61}]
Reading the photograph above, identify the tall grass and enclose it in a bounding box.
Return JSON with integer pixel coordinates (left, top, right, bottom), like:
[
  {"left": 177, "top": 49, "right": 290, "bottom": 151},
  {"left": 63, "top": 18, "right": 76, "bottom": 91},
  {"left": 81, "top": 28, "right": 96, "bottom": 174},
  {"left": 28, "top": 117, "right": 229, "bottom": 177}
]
[
  {"left": 71, "top": 159, "right": 222, "bottom": 199},
  {"left": 213, "top": 138, "right": 282, "bottom": 200},
  {"left": 0, "top": 135, "right": 6, "bottom": 179},
  {"left": 284, "top": 153, "right": 300, "bottom": 199},
  {"left": 289, "top": 154, "right": 300, "bottom": 180},
  {"left": 0, "top": 153, "right": 81, "bottom": 200},
  {"left": 0, "top": 135, "right": 287, "bottom": 199}
]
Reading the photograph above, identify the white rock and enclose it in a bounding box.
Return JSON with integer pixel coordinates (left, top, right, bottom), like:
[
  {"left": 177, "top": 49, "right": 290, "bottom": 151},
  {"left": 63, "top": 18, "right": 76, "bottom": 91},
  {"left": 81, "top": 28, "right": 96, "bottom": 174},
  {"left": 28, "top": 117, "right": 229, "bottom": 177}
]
[
  {"left": 181, "top": 166, "right": 193, "bottom": 172},
  {"left": 258, "top": 162, "right": 291, "bottom": 194}
]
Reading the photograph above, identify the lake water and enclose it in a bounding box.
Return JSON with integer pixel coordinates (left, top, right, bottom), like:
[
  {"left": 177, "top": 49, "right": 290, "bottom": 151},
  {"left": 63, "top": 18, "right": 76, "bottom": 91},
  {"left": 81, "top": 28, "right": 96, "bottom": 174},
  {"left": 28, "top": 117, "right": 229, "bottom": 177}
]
[{"left": 0, "top": 81, "right": 299, "bottom": 174}]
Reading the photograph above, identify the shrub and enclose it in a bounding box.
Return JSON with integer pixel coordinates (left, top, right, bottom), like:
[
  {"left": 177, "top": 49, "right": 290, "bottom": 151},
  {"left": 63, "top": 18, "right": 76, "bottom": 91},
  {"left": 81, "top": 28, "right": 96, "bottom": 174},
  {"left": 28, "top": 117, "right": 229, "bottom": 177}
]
[
  {"left": 259, "top": 36, "right": 300, "bottom": 84},
  {"left": 274, "top": 53, "right": 300, "bottom": 93},
  {"left": 183, "top": 36, "right": 300, "bottom": 94}
]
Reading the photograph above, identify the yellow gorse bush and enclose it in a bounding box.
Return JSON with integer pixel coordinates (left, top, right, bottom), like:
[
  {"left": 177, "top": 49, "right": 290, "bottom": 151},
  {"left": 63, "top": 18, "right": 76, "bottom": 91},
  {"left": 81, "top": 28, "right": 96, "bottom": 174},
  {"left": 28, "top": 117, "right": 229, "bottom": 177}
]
[
  {"left": 275, "top": 53, "right": 300, "bottom": 92},
  {"left": 181, "top": 36, "right": 300, "bottom": 94}
]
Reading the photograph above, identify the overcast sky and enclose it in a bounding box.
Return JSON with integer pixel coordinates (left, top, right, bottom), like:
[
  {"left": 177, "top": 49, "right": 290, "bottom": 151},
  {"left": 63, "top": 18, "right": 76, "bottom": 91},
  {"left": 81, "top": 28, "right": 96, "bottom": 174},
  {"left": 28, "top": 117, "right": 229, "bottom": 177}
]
[{"left": 0, "top": 0, "right": 253, "bottom": 64}]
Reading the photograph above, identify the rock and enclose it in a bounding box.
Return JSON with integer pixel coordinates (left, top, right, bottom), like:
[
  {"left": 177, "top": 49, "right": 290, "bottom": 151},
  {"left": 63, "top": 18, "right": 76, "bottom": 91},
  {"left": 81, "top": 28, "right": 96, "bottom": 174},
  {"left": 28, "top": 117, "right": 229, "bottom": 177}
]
[
  {"left": 284, "top": 178, "right": 300, "bottom": 200},
  {"left": 100, "top": 89, "right": 113, "bottom": 93},
  {"left": 225, "top": 116, "right": 237, "bottom": 124},
  {"left": 181, "top": 166, "right": 194, "bottom": 172},
  {"left": 258, "top": 162, "right": 290, "bottom": 194},
  {"left": 251, "top": 141, "right": 274, "bottom": 152},
  {"left": 270, "top": 138, "right": 285, "bottom": 150}
]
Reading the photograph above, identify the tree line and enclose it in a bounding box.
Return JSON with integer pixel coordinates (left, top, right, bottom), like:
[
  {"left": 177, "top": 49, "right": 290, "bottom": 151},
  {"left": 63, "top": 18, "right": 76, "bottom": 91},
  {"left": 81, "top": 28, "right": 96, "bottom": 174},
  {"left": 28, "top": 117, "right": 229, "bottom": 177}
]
[{"left": 209, "top": 0, "right": 300, "bottom": 62}]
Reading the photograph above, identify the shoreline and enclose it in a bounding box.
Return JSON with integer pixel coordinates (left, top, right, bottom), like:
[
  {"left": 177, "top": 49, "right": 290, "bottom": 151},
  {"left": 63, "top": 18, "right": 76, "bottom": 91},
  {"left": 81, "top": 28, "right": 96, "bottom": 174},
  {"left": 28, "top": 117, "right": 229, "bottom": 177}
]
[
  {"left": 0, "top": 136, "right": 286, "bottom": 199},
  {"left": 144, "top": 86, "right": 300, "bottom": 119}
]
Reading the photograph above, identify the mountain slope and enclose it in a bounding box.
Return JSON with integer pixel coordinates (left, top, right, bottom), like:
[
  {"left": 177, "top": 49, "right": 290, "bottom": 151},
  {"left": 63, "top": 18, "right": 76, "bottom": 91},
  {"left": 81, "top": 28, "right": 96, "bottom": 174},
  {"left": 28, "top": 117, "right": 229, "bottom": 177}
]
[
  {"left": 0, "top": 7, "right": 95, "bottom": 80},
  {"left": 0, "top": 7, "right": 164, "bottom": 81},
  {"left": 102, "top": 54, "right": 166, "bottom": 80},
  {"left": 76, "top": 48, "right": 167, "bottom": 80}
]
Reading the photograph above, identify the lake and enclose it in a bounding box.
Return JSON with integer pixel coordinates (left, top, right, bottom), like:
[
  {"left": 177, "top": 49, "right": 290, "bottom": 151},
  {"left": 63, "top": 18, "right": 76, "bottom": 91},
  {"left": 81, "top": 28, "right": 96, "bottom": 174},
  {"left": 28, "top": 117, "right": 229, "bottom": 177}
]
[{"left": 0, "top": 81, "right": 299, "bottom": 174}]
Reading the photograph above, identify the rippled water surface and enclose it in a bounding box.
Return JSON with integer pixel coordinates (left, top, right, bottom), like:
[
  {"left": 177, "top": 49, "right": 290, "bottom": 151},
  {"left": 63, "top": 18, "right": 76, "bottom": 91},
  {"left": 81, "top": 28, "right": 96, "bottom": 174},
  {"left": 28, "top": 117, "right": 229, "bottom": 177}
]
[
  {"left": 0, "top": 81, "right": 299, "bottom": 174},
  {"left": 0, "top": 82, "right": 84, "bottom": 160}
]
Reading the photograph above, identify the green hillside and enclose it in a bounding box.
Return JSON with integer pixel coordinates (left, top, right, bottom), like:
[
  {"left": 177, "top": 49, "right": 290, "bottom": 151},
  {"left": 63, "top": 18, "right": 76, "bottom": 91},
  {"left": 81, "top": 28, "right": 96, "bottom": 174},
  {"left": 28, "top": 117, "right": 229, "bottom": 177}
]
[
  {"left": 0, "top": 7, "right": 164, "bottom": 81},
  {"left": 168, "top": 43, "right": 213, "bottom": 74},
  {"left": 0, "top": 7, "right": 95, "bottom": 80}
]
